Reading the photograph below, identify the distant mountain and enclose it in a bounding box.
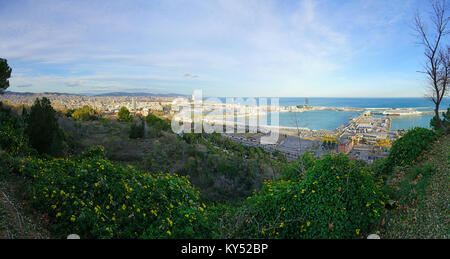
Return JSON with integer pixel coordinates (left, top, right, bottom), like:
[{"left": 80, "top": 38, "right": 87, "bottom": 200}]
[
  {"left": 3, "top": 91, "right": 81, "bottom": 96},
  {"left": 93, "top": 92, "right": 187, "bottom": 97},
  {"left": 3, "top": 91, "right": 186, "bottom": 97}
]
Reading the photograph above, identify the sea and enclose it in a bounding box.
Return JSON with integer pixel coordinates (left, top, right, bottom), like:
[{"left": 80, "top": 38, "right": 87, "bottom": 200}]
[{"left": 203, "top": 97, "right": 450, "bottom": 130}]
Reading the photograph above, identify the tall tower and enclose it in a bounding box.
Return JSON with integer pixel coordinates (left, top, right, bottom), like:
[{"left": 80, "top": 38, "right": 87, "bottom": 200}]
[{"left": 132, "top": 98, "right": 136, "bottom": 110}]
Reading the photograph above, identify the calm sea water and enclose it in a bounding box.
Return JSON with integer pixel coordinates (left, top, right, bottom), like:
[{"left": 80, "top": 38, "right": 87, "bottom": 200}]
[{"left": 206, "top": 97, "right": 449, "bottom": 130}]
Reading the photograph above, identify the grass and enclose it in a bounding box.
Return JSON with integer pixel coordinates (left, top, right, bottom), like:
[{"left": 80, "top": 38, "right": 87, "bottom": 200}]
[{"left": 382, "top": 135, "right": 449, "bottom": 239}]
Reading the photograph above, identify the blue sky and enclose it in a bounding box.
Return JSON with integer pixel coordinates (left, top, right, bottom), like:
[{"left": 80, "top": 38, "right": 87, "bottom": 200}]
[{"left": 0, "top": 0, "right": 441, "bottom": 97}]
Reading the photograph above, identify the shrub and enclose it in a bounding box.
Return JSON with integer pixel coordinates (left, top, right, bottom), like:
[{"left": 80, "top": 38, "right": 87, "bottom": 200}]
[
  {"left": 16, "top": 152, "right": 215, "bottom": 239},
  {"left": 0, "top": 103, "right": 31, "bottom": 156},
  {"left": 72, "top": 105, "right": 99, "bottom": 121},
  {"left": 74, "top": 145, "right": 107, "bottom": 160},
  {"left": 387, "top": 127, "right": 436, "bottom": 170},
  {"left": 430, "top": 107, "right": 449, "bottom": 134},
  {"left": 118, "top": 107, "right": 133, "bottom": 122},
  {"left": 25, "top": 97, "right": 65, "bottom": 156},
  {"left": 280, "top": 153, "right": 315, "bottom": 181},
  {"left": 235, "top": 154, "right": 386, "bottom": 239},
  {"left": 129, "top": 120, "right": 145, "bottom": 139}
]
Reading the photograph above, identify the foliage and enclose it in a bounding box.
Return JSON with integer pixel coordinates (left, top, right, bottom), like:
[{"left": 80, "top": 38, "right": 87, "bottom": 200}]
[
  {"left": 129, "top": 120, "right": 145, "bottom": 139},
  {"left": 146, "top": 113, "right": 170, "bottom": 137},
  {"left": 118, "top": 107, "right": 133, "bottom": 122},
  {"left": 234, "top": 154, "right": 386, "bottom": 239},
  {"left": 383, "top": 134, "right": 449, "bottom": 239},
  {"left": 430, "top": 107, "right": 450, "bottom": 134},
  {"left": 144, "top": 133, "right": 277, "bottom": 202},
  {"left": 72, "top": 105, "right": 99, "bottom": 121},
  {"left": 280, "top": 152, "right": 315, "bottom": 181},
  {"left": 0, "top": 102, "right": 31, "bottom": 156},
  {"left": 25, "top": 98, "right": 66, "bottom": 156},
  {"left": 386, "top": 127, "right": 436, "bottom": 170},
  {"left": 11, "top": 148, "right": 215, "bottom": 239},
  {"left": 0, "top": 58, "right": 11, "bottom": 94}
]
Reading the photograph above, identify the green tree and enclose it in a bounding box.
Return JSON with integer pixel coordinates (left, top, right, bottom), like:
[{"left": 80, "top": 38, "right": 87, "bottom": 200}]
[
  {"left": 129, "top": 119, "right": 145, "bottom": 139},
  {"left": 25, "top": 97, "right": 65, "bottom": 156},
  {"left": 0, "top": 58, "right": 12, "bottom": 94},
  {"left": 118, "top": 106, "right": 132, "bottom": 122},
  {"left": 72, "top": 105, "right": 98, "bottom": 121}
]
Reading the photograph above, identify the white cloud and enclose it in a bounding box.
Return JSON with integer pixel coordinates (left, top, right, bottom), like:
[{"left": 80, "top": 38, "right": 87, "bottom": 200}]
[{"left": 0, "top": 0, "right": 424, "bottom": 96}]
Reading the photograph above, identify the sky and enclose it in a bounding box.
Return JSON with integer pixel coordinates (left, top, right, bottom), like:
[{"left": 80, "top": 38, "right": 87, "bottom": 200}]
[{"left": 0, "top": 0, "right": 444, "bottom": 97}]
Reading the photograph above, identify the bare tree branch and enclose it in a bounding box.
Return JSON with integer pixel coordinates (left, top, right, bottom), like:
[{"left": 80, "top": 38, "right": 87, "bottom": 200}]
[{"left": 415, "top": 0, "right": 450, "bottom": 134}]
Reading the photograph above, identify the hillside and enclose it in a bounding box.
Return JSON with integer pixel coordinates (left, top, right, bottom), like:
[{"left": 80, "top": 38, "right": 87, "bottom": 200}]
[
  {"left": 383, "top": 135, "right": 449, "bottom": 238},
  {"left": 0, "top": 100, "right": 448, "bottom": 239}
]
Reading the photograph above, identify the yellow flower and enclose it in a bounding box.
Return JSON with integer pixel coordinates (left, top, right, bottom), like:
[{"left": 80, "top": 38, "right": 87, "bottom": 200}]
[
  {"left": 311, "top": 190, "right": 315, "bottom": 193},
  {"left": 56, "top": 212, "right": 62, "bottom": 217},
  {"left": 280, "top": 222, "right": 284, "bottom": 228},
  {"left": 356, "top": 229, "right": 360, "bottom": 235},
  {"left": 70, "top": 215, "right": 76, "bottom": 222},
  {"left": 167, "top": 230, "right": 171, "bottom": 235},
  {"left": 301, "top": 189, "right": 305, "bottom": 194},
  {"left": 306, "top": 221, "right": 311, "bottom": 227},
  {"left": 167, "top": 218, "right": 173, "bottom": 226}
]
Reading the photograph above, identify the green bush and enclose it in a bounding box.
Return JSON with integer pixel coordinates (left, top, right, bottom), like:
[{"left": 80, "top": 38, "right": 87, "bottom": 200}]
[
  {"left": 146, "top": 114, "right": 170, "bottom": 137},
  {"left": 387, "top": 127, "right": 436, "bottom": 170},
  {"left": 15, "top": 150, "right": 215, "bottom": 239},
  {"left": 118, "top": 107, "right": 133, "bottom": 122},
  {"left": 72, "top": 105, "right": 99, "bottom": 121},
  {"left": 280, "top": 153, "right": 315, "bottom": 181},
  {"left": 235, "top": 154, "right": 386, "bottom": 239},
  {"left": 0, "top": 103, "right": 32, "bottom": 156},
  {"left": 430, "top": 107, "right": 449, "bottom": 134},
  {"left": 129, "top": 120, "right": 145, "bottom": 139},
  {"left": 25, "top": 97, "right": 66, "bottom": 156}
]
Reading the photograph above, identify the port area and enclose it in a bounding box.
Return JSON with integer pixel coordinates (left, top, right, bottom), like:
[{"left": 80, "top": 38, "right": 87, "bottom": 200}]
[{"left": 223, "top": 110, "right": 401, "bottom": 163}]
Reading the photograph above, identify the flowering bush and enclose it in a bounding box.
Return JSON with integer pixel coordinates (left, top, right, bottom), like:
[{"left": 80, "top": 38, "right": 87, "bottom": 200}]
[
  {"left": 235, "top": 154, "right": 386, "bottom": 239},
  {"left": 280, "top": 153, "right": 315, "bottom": 181},
  {"left": 16, "top": 149, "right": 215, "bottom": 239}
]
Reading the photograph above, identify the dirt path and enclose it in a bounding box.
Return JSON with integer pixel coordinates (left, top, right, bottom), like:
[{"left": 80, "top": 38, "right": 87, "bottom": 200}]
[{"left": 0, "top": 180, "right": 50, "bottom": 239}]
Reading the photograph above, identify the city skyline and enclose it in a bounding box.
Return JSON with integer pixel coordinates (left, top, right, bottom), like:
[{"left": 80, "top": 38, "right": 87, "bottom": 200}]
[{"left": 0, "top": 0, "right": 442, "bottom": 97}]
